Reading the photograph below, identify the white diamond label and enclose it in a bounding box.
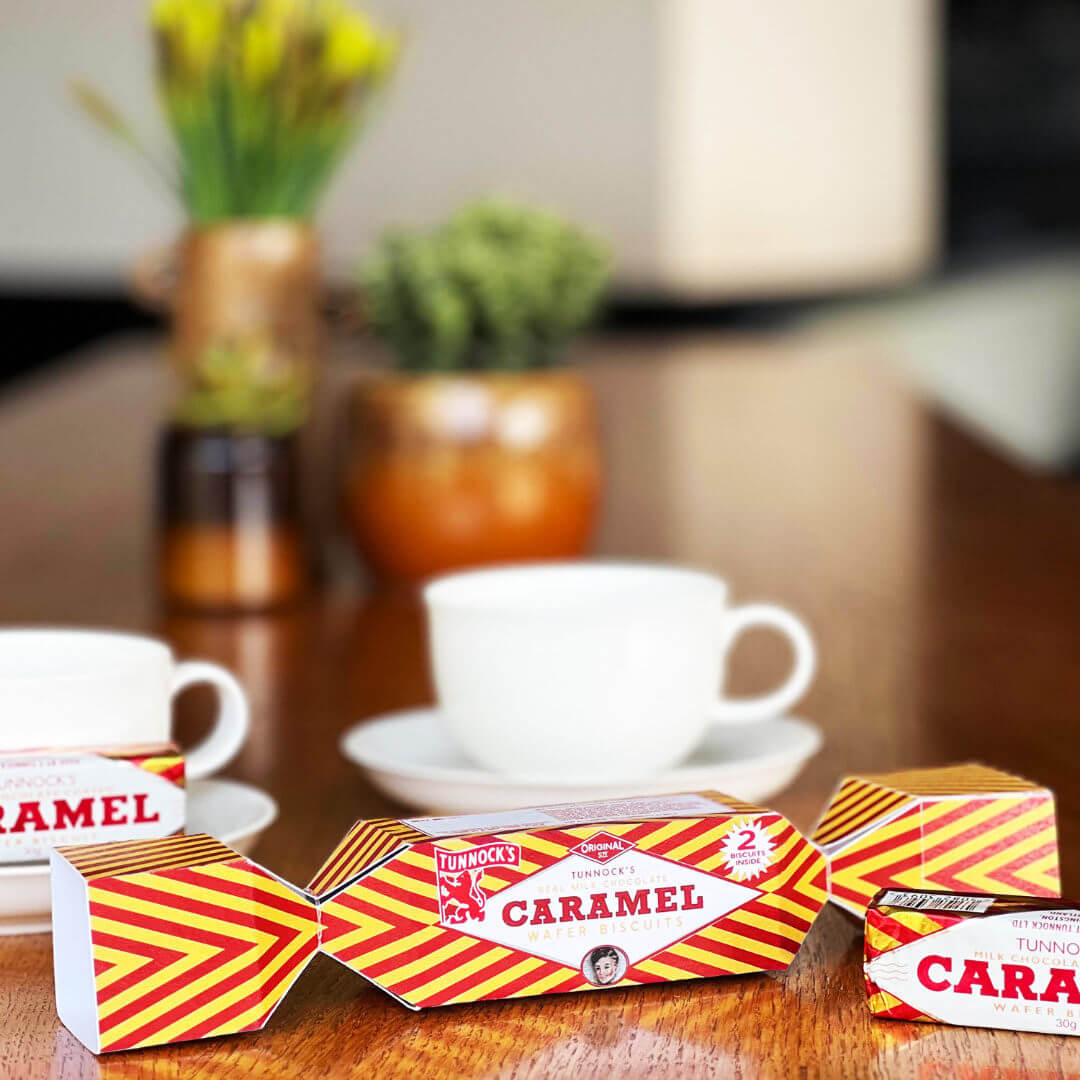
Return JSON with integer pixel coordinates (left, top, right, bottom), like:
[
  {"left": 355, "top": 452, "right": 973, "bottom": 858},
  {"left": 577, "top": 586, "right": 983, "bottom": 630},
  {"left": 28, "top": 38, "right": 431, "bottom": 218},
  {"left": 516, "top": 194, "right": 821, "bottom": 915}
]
[{"left": 449, "top": 840, "right": 760, "bottom": 970}]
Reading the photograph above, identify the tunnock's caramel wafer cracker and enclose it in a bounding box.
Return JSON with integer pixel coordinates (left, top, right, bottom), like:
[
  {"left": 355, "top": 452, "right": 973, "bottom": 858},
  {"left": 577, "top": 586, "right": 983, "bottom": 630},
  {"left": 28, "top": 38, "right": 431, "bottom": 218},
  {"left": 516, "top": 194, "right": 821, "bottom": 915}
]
[
  {"left": 813, "top": 763, "right": 1059, "bottom": 918},
  {"left": 51, "top": 790, "right": 827, "bottom": 1052},
  {"left": 865, "top": 888, "right": 1080, "bottom": 1036}
]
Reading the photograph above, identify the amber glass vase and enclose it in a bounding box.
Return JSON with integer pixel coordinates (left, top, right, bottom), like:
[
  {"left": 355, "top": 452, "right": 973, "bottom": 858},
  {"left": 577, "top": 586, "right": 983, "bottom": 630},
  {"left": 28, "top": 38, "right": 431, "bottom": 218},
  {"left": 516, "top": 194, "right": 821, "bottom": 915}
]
[
  {"left": 157, "top": 425, "right": 307, "bottom": 612},
  {"left": 342, "top": 370, "right": 602, "bottom": 583}
]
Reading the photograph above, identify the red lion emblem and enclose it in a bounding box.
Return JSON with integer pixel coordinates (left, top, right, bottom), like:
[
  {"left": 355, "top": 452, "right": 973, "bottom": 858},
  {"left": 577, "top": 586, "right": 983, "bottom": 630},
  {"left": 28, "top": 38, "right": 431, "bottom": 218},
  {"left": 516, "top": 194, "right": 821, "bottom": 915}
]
[{"left": 438, "top": 869, "right": 486, "bottom": 923}]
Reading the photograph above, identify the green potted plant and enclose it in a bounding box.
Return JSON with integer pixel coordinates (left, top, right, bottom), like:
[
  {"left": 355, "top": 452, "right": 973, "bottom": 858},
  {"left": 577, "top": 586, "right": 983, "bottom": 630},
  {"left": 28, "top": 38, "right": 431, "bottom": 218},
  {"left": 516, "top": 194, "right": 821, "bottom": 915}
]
[
  {"left": 343, "top": 197, "right": 611, "bottom": 583},
  {"left": 75, "top": 0, "right": 397, "bottom": 608}
]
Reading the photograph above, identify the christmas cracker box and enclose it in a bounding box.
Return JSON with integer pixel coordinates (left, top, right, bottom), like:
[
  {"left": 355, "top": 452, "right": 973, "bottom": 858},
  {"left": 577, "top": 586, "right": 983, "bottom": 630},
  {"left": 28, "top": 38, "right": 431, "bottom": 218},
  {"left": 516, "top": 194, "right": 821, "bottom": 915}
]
[
  {"left": 311, "top": 790, "right": 827, "bottom": 1009},
  {"left": 0, "top": 745, "right": 184, "bottom": 864},
  {"left": 864, "top": 888, "right": 1080, "bottom": 1036},
  {"left": 52, "top": 790, "right": 827, "bottom": 1053},
  {"left": 812, "top": 763, "right": 1059, "bottom": 918}
]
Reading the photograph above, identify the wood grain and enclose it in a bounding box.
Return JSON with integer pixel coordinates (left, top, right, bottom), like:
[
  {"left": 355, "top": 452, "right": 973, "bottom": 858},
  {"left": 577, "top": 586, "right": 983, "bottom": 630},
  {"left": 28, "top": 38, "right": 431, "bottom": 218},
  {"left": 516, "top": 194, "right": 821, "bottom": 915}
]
[{"left": 1, "top": 332, "right": 1080, "bottom": 1078}]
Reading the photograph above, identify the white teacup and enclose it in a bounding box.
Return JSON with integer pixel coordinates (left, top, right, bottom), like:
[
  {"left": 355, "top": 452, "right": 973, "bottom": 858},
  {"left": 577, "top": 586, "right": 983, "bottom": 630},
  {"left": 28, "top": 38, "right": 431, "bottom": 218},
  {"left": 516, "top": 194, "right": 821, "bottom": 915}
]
[
  {"left": 425, "top": 562, "right": 816, "bottom": 780},
  {"left": 0, "top": 629, "right": 249, "bottom": 779}
]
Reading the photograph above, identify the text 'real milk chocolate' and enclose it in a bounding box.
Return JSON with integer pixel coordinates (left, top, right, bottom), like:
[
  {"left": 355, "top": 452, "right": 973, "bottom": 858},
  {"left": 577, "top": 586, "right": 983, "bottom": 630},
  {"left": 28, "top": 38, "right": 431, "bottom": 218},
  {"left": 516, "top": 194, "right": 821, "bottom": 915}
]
[
  {"left": 0, "top": 746, "right": 184, "bottom": 863},
  {"left": 813, "top": 763, "right": 1059, "bottom": 918},
  {"left": 51, "top": 790, "right": 826, "bottom": 1052},
  {"left": 865, "top": 889, "right": 1080, "bottom": 1036}
]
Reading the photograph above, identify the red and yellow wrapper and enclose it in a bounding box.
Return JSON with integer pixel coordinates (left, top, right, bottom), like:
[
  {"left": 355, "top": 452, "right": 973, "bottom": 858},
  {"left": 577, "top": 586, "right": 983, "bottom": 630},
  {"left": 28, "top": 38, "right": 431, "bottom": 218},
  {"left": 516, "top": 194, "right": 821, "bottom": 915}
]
[
  {"left": 865, "top": 889, "right": 1080, "bottom": 1035},
  {"left": 0, "top": 746, "right": 184, "bottom": 864},
  {"left": 51, "top": 833, "right": 318, "bottom": 1053},
  {"left": 312, "top": 791, "right": 826, "bottom": 1009},
  {"left": 51, "top": 790, "right": 826, "bottom": 1053},
  {"left": 812, "top": 763, "right": 1059, "bottom": 918}
]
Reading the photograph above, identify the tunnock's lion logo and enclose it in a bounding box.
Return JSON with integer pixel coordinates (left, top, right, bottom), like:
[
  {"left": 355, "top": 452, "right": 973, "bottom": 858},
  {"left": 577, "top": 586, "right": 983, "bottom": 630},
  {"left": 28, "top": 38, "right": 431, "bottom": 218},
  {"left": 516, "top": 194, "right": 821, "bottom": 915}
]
[{"left": 435, "top": 841, "right": 521, "bottom": 925}]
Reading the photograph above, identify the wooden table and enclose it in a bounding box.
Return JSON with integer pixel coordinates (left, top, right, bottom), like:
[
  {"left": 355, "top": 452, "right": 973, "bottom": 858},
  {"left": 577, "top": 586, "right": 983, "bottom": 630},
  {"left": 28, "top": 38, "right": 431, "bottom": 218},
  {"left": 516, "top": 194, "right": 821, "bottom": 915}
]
[{"left": 2, "top": 332, "right": 1079, "bottom": 1079}]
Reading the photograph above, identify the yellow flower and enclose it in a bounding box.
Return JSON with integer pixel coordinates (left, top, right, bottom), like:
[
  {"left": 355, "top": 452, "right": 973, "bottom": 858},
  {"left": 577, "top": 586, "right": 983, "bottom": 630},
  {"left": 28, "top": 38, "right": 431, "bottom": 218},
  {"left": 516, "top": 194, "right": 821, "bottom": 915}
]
[
  {"left": 185, "top": 2, "right": 225, "bottom": 69},
  {"left": 240, "top": 15, "right": 284, "bottom": 88},
  {"left": 322, "top": 11, "right": 377, "bottom": 82},
  {"left": 153, "top": 0, "right": 225, "bottom": 80},
  {"left": 250, "top": 0, "right": 297, "bottom": 29}
]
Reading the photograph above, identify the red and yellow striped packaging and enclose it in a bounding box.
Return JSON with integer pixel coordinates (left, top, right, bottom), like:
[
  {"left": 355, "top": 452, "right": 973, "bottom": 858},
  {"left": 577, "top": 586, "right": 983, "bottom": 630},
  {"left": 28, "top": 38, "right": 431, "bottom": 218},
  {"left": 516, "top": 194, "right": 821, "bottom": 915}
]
[
  {"left": 312, "top": 791, "right": 827, "bottom": 1009},
  {"left": 812, "top": 763, "right": 1059, "bottom": 918},
  {"left": 51, "top": 790, "right": 827, "bottom": 1052},
  {"left": 865, "top": 889, "right": 1080, "bottom": 1035},
  {"left": 0, "top": 745, "right": 184, "bottom": 864},
  {"left": 51, "top": 833, "right": 320, "bottom": 1054}
]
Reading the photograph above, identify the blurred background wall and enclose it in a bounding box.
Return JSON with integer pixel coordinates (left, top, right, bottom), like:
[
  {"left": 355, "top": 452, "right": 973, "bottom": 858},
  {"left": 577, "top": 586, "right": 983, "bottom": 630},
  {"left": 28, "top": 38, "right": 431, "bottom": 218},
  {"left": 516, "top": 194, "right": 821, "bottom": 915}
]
[
  {"left": 1, "top": 0, "right": 934, "bottom": 293},
  {"left": 3, "top": 1, "right": 1080, "bottom": 382}
]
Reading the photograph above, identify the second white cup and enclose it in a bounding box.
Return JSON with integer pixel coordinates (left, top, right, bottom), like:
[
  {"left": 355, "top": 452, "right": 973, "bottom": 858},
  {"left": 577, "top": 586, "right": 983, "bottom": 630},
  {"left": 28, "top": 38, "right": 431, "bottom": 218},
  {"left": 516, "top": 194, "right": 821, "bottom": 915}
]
[
  {"left": 0, "top": 629, "right": 249, "bottom": 779},
  {"left": 424, "top": 562, "right": 816, "bottom": 781}
]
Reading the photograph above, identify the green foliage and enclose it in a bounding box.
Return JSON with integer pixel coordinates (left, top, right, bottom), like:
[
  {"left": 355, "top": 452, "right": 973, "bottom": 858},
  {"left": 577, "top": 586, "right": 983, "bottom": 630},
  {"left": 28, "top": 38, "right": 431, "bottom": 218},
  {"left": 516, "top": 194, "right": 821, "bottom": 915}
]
[
  {"left": 362, "top": 198, "right": 611, "bottom": 371},
  {"left": 172, "top": 338, "right": 308, "bottom": 434}
]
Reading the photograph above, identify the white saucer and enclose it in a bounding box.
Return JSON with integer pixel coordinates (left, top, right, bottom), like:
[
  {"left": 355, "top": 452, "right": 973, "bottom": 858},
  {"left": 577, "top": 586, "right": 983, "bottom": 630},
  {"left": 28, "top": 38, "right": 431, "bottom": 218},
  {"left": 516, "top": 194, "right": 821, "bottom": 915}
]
[
  {"left": 341, "top": 708, "right": 823, "bottom": 815},
  {"left": 0, "top": 778, "right": 278, "bottom": 937}
]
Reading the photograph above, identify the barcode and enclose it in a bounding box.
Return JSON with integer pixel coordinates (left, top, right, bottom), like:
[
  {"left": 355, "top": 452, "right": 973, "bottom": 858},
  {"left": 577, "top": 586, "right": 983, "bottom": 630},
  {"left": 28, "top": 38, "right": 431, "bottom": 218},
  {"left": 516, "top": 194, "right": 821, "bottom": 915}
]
[{"left": 878, "top": 890, "right": 994, "bottom": 914}]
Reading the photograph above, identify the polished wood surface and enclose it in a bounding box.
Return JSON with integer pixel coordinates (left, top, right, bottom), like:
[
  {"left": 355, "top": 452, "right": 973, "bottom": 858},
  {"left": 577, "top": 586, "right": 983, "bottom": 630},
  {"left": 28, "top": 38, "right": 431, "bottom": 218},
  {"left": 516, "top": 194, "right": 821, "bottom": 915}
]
[{"left": 2, "top": 332, "right": 1079, "bottom": 1078}]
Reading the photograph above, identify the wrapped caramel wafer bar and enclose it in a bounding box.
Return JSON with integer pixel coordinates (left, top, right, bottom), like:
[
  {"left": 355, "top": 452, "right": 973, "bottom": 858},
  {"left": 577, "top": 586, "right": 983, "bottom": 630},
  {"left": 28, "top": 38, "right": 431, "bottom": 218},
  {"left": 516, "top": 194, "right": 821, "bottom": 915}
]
[{"left": 865, "top": 888, "right": 1080, "bottom": 1036}]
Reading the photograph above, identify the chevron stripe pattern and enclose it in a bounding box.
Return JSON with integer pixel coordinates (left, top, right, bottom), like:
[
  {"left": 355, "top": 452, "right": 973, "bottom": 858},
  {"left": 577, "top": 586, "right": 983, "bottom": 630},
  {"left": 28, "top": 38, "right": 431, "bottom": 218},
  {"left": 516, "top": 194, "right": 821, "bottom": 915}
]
[
  {"left": 308, "top": 819, "right": 431, "bottom": 898},
  {"left": 83, "top": 852, "right": 319, "bottom": 1052},
  {"left": 859, "top": 763, "right": 1043, "bottom": 797},
  {"left": 319, "top": 814, "right": 826, "bottom": 1008},
  {"left": 813, "top": 764, "right": 1060, "bottom": 917},
  {"left": 59, "top": 834, "right": 238, "bottom": 879},
  {"left": 812, "top": 778, "right": 913, "bottom": 849},
  {"left": 864, "top": 905, "right": 961, "bottom": 1022}
]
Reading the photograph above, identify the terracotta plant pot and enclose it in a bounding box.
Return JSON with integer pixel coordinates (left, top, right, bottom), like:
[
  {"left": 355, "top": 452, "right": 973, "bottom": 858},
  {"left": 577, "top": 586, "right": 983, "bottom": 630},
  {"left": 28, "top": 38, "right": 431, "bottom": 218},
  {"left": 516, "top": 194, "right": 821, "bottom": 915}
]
[
  {"left": 342, "top": 371, "right": 602, "bottom": 582},
  {"left": 157, "top": 425, "right": 307, "bottom": 612},
  {"left": 136, "top": 220, "right": 322, "bottom": 382}
]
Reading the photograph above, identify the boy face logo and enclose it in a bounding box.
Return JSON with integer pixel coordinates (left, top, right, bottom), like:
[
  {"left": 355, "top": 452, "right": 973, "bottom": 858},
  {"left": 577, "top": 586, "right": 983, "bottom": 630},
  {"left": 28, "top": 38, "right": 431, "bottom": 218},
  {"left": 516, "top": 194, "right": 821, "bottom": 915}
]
[
  {"left": 583, "top": 946, "right": 626, "bottom": 986},
  {"left": 594, "top": 953, "right": 619, "bottom": 984}
]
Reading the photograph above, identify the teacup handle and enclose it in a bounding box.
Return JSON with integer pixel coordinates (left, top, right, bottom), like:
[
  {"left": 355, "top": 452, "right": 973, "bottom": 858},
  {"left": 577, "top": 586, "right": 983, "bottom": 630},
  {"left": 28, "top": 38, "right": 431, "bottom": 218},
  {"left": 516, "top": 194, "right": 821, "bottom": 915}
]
[
  {"left": 172, "top": 661, "right": 250, "bottom": 779},
  {"left": 709, "top": 604, "right": 816, "bottom": 723}
]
